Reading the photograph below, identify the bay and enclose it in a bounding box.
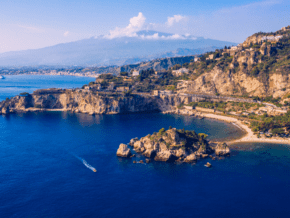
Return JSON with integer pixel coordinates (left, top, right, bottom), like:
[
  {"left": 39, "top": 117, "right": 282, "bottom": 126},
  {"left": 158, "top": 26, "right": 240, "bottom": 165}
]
[{"left": 0, "top": 112, "right": 289, "bottom": 217}]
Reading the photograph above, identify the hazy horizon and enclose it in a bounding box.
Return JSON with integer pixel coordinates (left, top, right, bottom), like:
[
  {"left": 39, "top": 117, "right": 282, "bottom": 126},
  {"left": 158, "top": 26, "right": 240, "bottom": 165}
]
[{"left": 1, "top": 0, "right": 289, "bottom": 54}]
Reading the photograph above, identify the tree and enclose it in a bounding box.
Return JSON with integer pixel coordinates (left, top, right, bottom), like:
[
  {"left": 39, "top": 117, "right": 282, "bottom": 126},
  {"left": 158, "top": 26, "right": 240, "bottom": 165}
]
[
  {"left": 198, "top": 133, "right": 208, "bottom": 139},
  {"left": 120, "top": 72, "right": 128, "bottom": 76}
]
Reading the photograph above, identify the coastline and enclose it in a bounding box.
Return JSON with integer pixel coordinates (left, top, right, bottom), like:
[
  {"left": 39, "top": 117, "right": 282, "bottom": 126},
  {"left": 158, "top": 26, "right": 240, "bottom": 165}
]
[
  {"left": 199, "top": 112, "right": 290, "bottom": 145},
  {"left": 164, "top": 109, "right": 290, "bottom": 146}
]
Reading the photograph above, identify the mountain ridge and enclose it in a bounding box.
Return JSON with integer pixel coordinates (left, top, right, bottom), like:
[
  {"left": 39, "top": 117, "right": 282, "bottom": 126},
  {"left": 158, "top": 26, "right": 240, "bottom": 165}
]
[{"left": 0, "top": 31, "right": 236, "bottom": 67}]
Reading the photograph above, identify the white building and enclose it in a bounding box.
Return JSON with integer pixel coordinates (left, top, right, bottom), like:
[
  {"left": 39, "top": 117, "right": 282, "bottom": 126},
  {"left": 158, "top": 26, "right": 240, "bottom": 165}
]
[
  {"left": 132, "top": 70, "right": 140, "bottom": 77},
  {"left": 172, "top": 68, "right": 189, "bottom": 76}
]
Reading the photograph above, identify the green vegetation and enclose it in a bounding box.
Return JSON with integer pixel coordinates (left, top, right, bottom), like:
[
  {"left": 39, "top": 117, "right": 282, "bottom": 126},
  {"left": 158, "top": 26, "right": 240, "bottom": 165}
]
[
  {"left": 19, "top": 92, "right": 30, "bottom": 96},
  {"left": 250, "top": 111, "right": 290, "bottom": 136}
]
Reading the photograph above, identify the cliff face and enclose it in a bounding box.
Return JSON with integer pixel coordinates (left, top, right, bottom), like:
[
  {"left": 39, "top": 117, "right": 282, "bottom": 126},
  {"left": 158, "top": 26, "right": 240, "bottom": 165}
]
[
  {"left": 178, "top": 26, "right": 290, "bottom": 98},
  {"left": 0, "top": 89, "right": 192, "bottom": 115},
  {"left": 0, "top": 89, "right": 161, "bottom": 115},
  {"left": 122, "top": 128, "right": 230, "bottom": 163}
]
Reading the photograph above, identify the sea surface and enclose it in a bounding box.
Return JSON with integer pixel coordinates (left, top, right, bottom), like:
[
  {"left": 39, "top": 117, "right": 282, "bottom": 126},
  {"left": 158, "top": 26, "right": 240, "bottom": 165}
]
[
  {"left": 0, "top": 75, "right": 94, "bottom": 101},
  {"left": 0, "top": 76, "right": 290, "bottom": 217}
]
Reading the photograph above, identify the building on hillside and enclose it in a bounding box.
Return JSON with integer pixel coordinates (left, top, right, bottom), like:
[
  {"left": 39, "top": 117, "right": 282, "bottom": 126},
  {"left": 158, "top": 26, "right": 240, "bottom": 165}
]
[
  {"left": 172, "top": 68, "right": 189, "bottom": 76},
  {"left": 281, "top": 26, "right": 290, "bottom": 31},
  {"left": 91, "top": 84, "right": 102, "bottom": 90},
  {"left": 132, "top": 70, "right": 140, "bottom": 77},
  {"left": 207, "top": 54, "right": 214, "bottom": 60},
  {"left": 107, "top": 82, "right": 115, "bottom": 91},
  {"left": 96, "top": 78, "right": 104, "bottom": 83},
  {"left": 184, "top": 96, "right": 192, "bottom": 105},
  {"left": 152, "top": 90, "right": 159, "bottom": 96},
  {"left": 116, "top": 87, "right": 130, "bottom": 92},
  {"left": 194, "top": 57, "right": 200, "bottom": 62},
  {"left": 152, "top": 90, "right": 173, "bottom": 96}
]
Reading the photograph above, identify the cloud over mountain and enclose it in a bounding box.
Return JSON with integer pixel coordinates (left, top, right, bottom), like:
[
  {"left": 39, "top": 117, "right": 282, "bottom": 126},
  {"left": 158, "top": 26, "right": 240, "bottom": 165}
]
[{"left": 104, "top": 13, "right": 192, "bottom": 40}]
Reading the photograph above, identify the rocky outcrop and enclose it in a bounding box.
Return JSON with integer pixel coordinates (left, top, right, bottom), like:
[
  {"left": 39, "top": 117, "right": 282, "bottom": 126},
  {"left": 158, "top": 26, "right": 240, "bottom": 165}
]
[
  {"left": 184, "top": 154, "right": 197, "bottom": 163},
  {"left": 122, "top": 128, "right": 230, "bottom": 163},
  {"left": 116, "top": 143, "right": 132, "bottom": 158},
  {"left": 215, "top": 142, "right": 230, "bottom": 156},
  {"left": 0, "top": 88, "right": 163, "bottom": 115},
  {"left": 177, "top": 27, "right": 290, "bottom": 98}
]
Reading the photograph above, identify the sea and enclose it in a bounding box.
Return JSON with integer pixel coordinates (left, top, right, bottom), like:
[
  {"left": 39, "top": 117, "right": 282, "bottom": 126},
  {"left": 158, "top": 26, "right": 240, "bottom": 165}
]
[
  {"left": 0, "top": 75, "right": 94, "bottom": 101},
  {"left": 0, "top": 75, "right": 290, "bottom": 217}
]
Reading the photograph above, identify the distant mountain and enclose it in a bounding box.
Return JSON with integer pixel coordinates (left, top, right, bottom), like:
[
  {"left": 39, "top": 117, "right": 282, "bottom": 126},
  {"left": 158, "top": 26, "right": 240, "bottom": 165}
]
[{"left": 0, "top": 31, "right": 237, "bottom": 67}]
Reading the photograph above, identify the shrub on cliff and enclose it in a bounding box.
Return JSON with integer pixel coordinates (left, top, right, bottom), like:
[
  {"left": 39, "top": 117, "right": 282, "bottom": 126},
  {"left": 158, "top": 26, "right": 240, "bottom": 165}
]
[{"left": 159, "top": 128, "right": 166, "bottom": 135}]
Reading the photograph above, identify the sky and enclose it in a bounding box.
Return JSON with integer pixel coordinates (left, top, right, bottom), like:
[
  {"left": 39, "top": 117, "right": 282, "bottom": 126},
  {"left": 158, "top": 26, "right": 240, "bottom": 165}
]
[{"left": 0, "top": 0, "right": 289, "bottom": 53}]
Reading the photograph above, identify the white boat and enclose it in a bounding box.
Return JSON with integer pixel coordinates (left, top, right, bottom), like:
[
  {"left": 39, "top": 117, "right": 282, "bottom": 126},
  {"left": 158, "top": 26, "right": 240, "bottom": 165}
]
[{"left": 0, "top": 75, "right": 4, "bottom": 79}]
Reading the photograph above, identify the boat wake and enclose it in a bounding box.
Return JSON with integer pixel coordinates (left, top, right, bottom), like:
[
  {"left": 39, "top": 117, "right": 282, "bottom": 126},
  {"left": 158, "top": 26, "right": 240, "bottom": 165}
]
[
  {"left": 72, "top": 154, "right": 97, "bottom": 172},
  {"left": 82, "top": 159, "right": 97, "bottom": 172}
]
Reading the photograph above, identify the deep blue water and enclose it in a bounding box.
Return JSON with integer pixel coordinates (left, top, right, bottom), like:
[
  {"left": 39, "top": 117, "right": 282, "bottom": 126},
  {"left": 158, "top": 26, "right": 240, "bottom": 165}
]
[
  {"left": 0, "top": 112, "right": 290, "bottom": 218},
  {"left": 0, "top": 75, "right": 94, "bottom": 101}
]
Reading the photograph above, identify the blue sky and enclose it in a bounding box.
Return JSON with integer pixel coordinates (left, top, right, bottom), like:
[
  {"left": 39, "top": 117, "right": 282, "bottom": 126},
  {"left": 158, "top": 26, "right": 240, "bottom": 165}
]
[{"left": 0, "top": 0, "right": 289, "bottom": 53}]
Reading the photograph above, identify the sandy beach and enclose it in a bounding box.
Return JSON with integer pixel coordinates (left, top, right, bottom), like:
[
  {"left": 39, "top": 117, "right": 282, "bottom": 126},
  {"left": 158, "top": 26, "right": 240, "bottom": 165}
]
[{"left": 200, "top": 112, "right": 290, "bottom": 145}]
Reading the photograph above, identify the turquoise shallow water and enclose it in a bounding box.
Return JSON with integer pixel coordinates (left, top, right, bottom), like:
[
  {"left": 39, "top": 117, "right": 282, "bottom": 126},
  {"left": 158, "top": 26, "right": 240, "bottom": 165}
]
[{"left": 0, "top": 112, "right": 289, "bottom": 218}]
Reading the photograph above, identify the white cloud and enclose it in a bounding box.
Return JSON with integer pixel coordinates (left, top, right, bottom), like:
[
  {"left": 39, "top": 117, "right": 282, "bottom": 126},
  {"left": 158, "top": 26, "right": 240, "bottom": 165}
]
[
  {"left": 63, "top": 31, "right": 69, "bottom": 37},
  {"left": 103, "top": 12, "right": 193, "bottom": 40},
  {"left": 166, "top": 15, "right": 187, "bottom": 26},
  {"left": 104, "top": 12, "right": 146, "bottom": 39}
]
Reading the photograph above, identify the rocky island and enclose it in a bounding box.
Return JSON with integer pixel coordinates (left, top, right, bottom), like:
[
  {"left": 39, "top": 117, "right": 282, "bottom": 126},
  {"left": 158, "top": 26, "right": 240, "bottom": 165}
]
[{"left": 117, "top": 127, "right": 230, "bottom": 163}]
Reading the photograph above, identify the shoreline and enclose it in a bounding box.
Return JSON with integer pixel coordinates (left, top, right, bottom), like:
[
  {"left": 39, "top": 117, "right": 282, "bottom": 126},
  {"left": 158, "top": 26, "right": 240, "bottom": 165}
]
[
  {"left": 198, "top": 112, "right": 290, "bottom": 145},
  {"left": 164, "top": 109, "right": 290, "bottom": 146}
]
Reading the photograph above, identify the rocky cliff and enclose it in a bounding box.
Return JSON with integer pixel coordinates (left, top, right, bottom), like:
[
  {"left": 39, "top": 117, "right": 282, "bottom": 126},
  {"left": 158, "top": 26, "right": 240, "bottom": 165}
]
[
  {"left": 178, "top": 26, "right": 290, "bottom": 98},
  {"left": 0, "top": 88, "right": 162, "bottom": 115},
  {"left": 0, "top": 88, "right": 193, "bottom": 115},
  {"left": 118, "top": 128, "right": 230, "bottom": 163}
]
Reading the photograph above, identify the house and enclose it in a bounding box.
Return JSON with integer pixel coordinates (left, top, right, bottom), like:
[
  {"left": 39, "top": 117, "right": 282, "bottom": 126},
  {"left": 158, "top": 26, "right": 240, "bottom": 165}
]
[
  {"left": 132, "top": 70, "right": 140, "bottom": 77},
  {"left": 152, "top": 90, "right": 159, "bottom": 96},
  {"left": 172, "top": 68, "right": 189, "bottom": 76},
  {"left": 194, "top": 57, "right": 200, "bottom": 62},
  {"left": 91, "top": 84, "right": 102, "bottom": 90},
  {"left": 208, "top": 54, "right": 214, "bottom": 60},
  {"left": 116, "top": 87, "right": 130, "bottom": 92},
  {"left": 95, "top": 78, "right": 104, "bottom": 83}
]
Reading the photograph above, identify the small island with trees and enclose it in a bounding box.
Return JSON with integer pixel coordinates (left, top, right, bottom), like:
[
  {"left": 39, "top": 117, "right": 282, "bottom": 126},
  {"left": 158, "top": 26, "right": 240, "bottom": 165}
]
[{"left": 116, "top": 127, "right": 230, "bottom": 164}]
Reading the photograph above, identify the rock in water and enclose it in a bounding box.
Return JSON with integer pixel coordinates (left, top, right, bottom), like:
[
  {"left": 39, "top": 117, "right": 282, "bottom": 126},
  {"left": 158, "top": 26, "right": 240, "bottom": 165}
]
[
  {"left": 116, "top": 143, "right": 132, "bottom": 158},
  {"left": 215, "top": 142, "right": 230, "bottom": 156},
  {"left": 205, "top": 162, "right": 212, "bottom": 168},
  {"left": 184, "top": 154, "right": 197, "bottom": 163},
  {"left": 154, "top": 151, "right": 176, "bottom": 162}
]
